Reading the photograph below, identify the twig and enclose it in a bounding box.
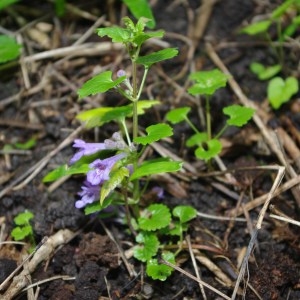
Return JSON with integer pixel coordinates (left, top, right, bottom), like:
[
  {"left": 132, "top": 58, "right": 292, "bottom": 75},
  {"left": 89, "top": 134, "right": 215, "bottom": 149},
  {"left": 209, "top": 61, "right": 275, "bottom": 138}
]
[
  {"left": 0, "top": 124, "right": 84, "bottom": 198},
  {"left": 186, "top": 235, "right": 207, "bottom": 300},
  {"left": 2, "top": 230, "right": 75, "bottom": 299},
  {"left": 231, "top": 166, "right": 285, "bottom": 299},
  {"left": 160, "top": 258, "right": 231, "bottom": 300}
]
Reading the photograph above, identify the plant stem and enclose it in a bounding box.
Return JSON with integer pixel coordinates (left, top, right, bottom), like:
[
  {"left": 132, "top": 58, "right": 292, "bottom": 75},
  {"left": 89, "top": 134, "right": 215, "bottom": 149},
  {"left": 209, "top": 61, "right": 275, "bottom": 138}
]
[
  {"left": 137, "top": 68, "right": 149, "bottom": 100},
  {"left": 185, "top": 117, "right": 201, "bottom": 134},
  {"left": 205, "top": 96, "right": 212, "bottom": 140},
  {"left": 215, "top": 124, "right": 228, "bottom": 140},
  {"left": 131, "top": 60, "right": 140, "bottom": 203}
]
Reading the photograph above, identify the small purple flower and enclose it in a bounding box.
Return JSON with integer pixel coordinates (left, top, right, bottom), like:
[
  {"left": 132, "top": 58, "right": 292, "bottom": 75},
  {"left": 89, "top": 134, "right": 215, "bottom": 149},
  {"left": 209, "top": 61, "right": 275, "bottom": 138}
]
[
  {"left": 70, "top": 139, "right": 107, "bottom": 164},
  {"left": 151, "top": 186, "right": 164, "bottom": 199},
  {"left": 87, "top": 152, "right": 127, "bottom": 185},
  {"left": 117, "top": 69, "right": 126, "bottom": 78},
  {"left": 75, "top": 181, "right": 100, "bottom": 208}
]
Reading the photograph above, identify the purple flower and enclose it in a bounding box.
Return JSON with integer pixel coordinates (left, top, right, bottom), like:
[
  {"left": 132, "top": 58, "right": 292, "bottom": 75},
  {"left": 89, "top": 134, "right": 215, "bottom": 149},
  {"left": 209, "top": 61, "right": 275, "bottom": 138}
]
[
  {"left": 117, "top": 69, "right": 126, "bottom": 78},
  {"left": 151, "top": 186, "right": 164, "bottom": 199},
  {"left": 75, "top": 181, "right": 100, "bottom": 208},
  {"left": 87, "top": 152, "right": 127, "bottom": 185},
  {"left": 70, "top": 139, "right": 107, "bottom": 164}
]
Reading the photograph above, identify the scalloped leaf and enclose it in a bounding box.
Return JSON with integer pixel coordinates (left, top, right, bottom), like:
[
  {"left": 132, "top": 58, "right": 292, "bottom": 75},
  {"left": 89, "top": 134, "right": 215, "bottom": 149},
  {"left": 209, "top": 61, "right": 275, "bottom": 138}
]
[
  {"left": 132, "top": 30, "right": 164, "bottom": 47},
  {"left": 146, "top": 252, "right": 175, "bottom": 281},
  {"left": 223, "top": 105, "right": 255, "bottom": 127},
  {"left": 43, "top": 164, "right": 90, "bottom": 182},
  {"left": 100, "top": 167, "right": 129, "bottom": 204},
  {"left": 173, "top": 205, "right": 197, "bottom": 223},
  {"left": 188, "top": 69, "right": 228, "bottom": 96},
  {"left": 96, "top": 27, "right": 131, "bottom": 43},
  {"left": 11, "top": 225, "right": 32, "bottom": 241},
  {"left": 186, "top": 133, "right": 208, "bottom": 147},
  {"left": 0, "top": 35, "right": 22, "bottom": 63},
  {"left": 136, "top": 48, "right": 178, "bottom": 68},
  {"left": 166, "top": 107, "right": 191, "bottom": 124},
  {"left": 76, "top": 100, "right": 160, "bottom": 128},
  {"left": 240, "top": 20, "right": 272, "bottom": 35},
  {"left": 138, "top": 203, "right": 171, "bottom": 231},
  {"left": 133, "top": 232, "right": 159, "bottom": 262},
  {"left": 78, "top": 71, "right": 126, "bottom": 98},
  {"left": 122, "top": 0, "right": 156, "bottom": 29},
  {"left": 268, "top": 76, "right": 299, "bottom": 109},
  {"left": 134, "top": 123, "right": 173, "bottom": 145},
  {"left": 130, "top": 158, "right": 182, "bottom": 181},
  {"left": 14, "top": 211, "right": 34, "bottom": 226},
  {"left": 195, "top": 139, "right": 222, "bottom": 161}
]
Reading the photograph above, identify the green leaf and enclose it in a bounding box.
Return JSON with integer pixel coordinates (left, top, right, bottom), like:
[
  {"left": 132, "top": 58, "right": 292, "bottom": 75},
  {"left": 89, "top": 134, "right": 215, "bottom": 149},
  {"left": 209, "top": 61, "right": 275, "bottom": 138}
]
[
  {"left": 78, "top": 71, "right": 126, "bottom": 98},
  {"left": 0, "top": 35, "right": 22, "bottom": 63},
  {"left": 195, "top": 139, "right": 222, "bottom": 161},
  {"left": 132, "top": 30, "right": 165, "bottom": 48},
  {"left": 146, "top": 252, "right": 175, "bottom": 281},
  {"left": 0, "top": 0, "right": 19, "bottom": 10},
  {"left": 96, "top": 27, "right": 131, "bottom": 43},
  {"left": 173, "top": 205, "right": 197, "bottom": 223},
  {"left": 11, "top": 225, "right": 32, "bottom": 241},
  {"left": 122, "top": 0, "right": 156, "bottom": 29},
  {"left": 166, "top": 107, "right": 191, "bottom": 124},
  {"left": 14, "top": 211, "right": 34, "bottom": 225},
  {"left": 100, "top": 167, "right": 129, "bottom": 204},
  {"left": 136, "top": 48, "right": 178, "bottom": 68},
  {"left": 54, "top": 0, "right": 66, "bottom": 17},
  {"left": 188, "top": 69, "right": 228, "bottom": 96},
  {"left": 271, "top": 0, "right": 295, "bottom": 19},
  {"left": 14, "top": 138, "right": 36, "bottom": 150},
  {"left": 268, "top": 76, "right": 299, "bottom": 109},
  {"left": 223, "top": 105, "right": 255, "bottom": 127},
  {"left": 138, "top": 203, "right": 171, "bottom": 231},
  {"left": 133, "top": 232, "right": 159, "bottom": 262},
  {"left": 130, "top": 158, "right": 182, "bottom": 180},
  {"left": 240, "top": 20, "right": 272, "bottom": 35},
  {"left": 43, "top": 164, "right": 90, "bottom": 182},
  {"left": 134, "top": 123, "right": 173, "bottom": 145},
  {"left": 76, "top": 100, "right": 160, "bottom": 128},
  {"left": 250, "top": 62, "right": 281, "bottom": 80},
  {"left": 186, "top": 133, "right": 208, "bottom": 147}
]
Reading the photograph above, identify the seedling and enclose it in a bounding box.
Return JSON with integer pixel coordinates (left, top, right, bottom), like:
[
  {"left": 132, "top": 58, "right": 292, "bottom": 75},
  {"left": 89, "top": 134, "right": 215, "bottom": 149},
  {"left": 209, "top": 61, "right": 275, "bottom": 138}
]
[
  {"left": 166, "top": 69, "right": 255, "bottom": 162},
  {"left": 11, "top": 210, "right": 35, "bottom": 251},
  {"left": 250, "top": 62, "right": 281, "bottom": 81},
  {"left": 133, "top": 203, "right": 197, "bottom": 280},
  {"left": 268, "top": 76, "right": 299, "bottom": 109},
  {"left": 241, "top": 0, "right": 300, "bottom": 66}
]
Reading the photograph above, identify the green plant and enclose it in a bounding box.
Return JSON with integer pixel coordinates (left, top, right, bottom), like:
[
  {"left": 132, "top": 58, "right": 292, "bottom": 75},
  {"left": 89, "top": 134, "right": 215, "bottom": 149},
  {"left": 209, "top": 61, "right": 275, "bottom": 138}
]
[
  {"left": 11, "top": 210, "right": 35, "bottom": 251},
  {"left": 43, "top": 17, "right": 199, "bottom": 280},
  {"left": 0, "top": 35, "right": 22, "bottom": 64},
  {"left": 241, "top": 0, "right": 300, "bottom": 65},
  {"left": 166, "top": 69, "right": 255, "bottom": 161},
  {"left": 268, "top": 76, "right": 299, "bottom": 109}
]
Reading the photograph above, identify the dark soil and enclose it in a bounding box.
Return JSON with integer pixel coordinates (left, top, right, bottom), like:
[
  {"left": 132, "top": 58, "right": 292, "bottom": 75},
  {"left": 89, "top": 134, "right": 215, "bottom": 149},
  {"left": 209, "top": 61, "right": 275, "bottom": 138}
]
[{"left": 1, "top": 1, "right": 300, "bottom": 299}]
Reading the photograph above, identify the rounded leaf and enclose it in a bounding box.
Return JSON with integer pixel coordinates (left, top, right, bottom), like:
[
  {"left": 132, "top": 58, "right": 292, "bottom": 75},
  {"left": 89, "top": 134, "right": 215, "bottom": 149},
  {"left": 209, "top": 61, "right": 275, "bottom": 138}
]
[
  {"left": 195, "top": 139, "right": 222, "bottom": 161},
  {"left": 166, "top": 107, "right": 190, "bottom": 124},
  {"left": 223, "top": 105, "right": 255, "bottom": 127},
  {"left": 188, "top": 69, "right": 228, "bottom": 96},
  {"left": 146, "top": 252, "right": 175, "bottom": 281},
  {"left": 173, "top": 205, "right": 197, "bottom": 223},
  {"left": 138, "top": 203, "right": 171, "bottom": 231},
  {"left": 133, "top": 232, "right": 159, "bottom": 262},
  {"left": 0, "top": 35, "right": 22, "bottom": 63},
  {"left": 268, "top": 76, "right": 299, "bottom": 109}
]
